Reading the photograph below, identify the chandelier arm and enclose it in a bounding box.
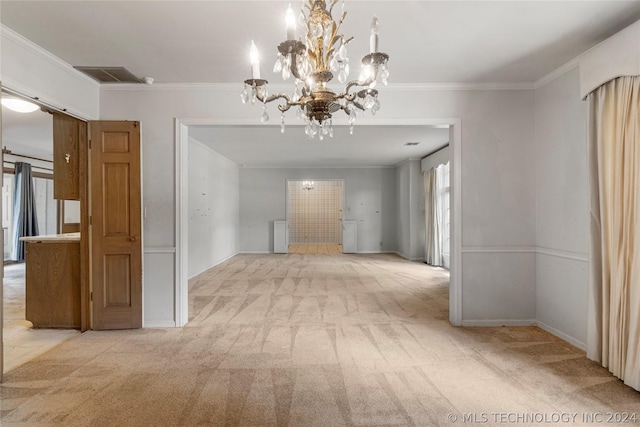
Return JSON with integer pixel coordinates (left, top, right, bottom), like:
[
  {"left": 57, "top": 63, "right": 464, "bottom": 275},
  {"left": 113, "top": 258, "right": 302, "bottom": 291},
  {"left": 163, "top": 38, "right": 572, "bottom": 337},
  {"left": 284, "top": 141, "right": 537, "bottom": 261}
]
[
  {"left": 258, "top": 92, "right": 303, "bottom": 113},
  {"left": 242, "top": 1, "right": 389, "bottom": 137},
  {"left": 290, "top": 54, "right": 303, "bottom": 81},
  {"left": 328, "top": 0, "right": 339, "bottom": 14},
  {"left": 303, "top": 86, "right": 314, "bottom": 99},
  {"left": 341, "top": 101, "right": 364, "bottom": 114},
  {"left": 335, "top": 80, "right": 369, "bottom": 99},
  {"left": 259, "top": 92, "right": 293, "bottom": 105},
  {"left": 334, "top": 11, "right": 347, "bottom": 36},
  {"left": 342, "top": 92, "right": 357, "bottom": 102}
]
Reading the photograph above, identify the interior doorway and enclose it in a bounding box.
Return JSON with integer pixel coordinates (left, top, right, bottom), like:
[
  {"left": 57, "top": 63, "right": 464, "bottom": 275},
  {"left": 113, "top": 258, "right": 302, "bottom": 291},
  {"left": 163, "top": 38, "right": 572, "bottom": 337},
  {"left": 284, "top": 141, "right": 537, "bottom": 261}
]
[
  {"left": 286, "top": 179, "right": 344, "bottom": 251},
  {"left": 175, "top": 118, "right": 463, "bottom": 328},
  {"left": 1, "top": 97, "right": 80, "bottom": 374}
]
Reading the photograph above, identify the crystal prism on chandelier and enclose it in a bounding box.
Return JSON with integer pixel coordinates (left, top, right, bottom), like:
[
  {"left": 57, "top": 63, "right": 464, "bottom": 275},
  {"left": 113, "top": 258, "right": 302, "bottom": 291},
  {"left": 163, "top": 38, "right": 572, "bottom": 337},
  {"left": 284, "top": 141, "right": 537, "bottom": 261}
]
[{"left": 240, "top": 0, "right": 390, "bottom": 139}]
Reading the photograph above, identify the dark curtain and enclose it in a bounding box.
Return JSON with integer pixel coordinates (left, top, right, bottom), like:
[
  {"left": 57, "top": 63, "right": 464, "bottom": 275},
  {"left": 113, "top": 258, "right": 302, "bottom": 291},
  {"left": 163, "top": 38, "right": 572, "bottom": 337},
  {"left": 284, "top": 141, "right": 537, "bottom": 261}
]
[{"left": 11, "top": 162, "right": 39, "bottom": 261}]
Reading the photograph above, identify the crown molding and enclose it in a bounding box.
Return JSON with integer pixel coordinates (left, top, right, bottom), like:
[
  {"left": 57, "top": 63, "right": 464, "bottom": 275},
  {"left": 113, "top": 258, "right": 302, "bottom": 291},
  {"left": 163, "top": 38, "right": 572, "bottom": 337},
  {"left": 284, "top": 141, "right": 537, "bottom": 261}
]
[
  {"left": 100, "top": 82, "right": 240, "bottom": 91},
  {"left": 240, "top": 164, "right": 397, "bottom": 169},
  {"left": 385, "top": 82, "right": 534, "bottom": 91},
  {"left": 1, "top": 22, "right": 588, "bottom": 94},
  {"left": 394, "top": 157, "right": 423, "bottom": 168},
  {"left": 533, "top": 56, "right": 581, "bottom": 89},
  {"left": 1, "top": 24, "right": 100, "bottom": 89},
  {"left": 100, "top": 81, "right": 535, "bottom": 92}
]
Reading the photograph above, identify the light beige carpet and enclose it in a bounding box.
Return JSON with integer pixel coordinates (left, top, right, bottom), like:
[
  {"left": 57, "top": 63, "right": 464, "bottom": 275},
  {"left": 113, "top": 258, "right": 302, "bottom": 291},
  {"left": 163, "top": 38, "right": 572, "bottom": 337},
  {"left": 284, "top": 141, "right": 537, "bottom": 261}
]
[
  {"left": 1, "top": 253, "right": 638, "bottom": 426},
  {"left": 3, "top": 263, "right": 80, "bottom": 373}
]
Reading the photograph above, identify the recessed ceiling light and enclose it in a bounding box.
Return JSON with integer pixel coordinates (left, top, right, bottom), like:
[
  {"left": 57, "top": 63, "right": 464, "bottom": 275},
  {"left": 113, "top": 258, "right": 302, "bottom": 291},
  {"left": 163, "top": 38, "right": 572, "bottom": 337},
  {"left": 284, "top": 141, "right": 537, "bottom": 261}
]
[
  {"left": 1, "top": 97, "right": 39, "bottom": 113},
  {"left": 404, "top": 142, "right": 420, "bottom": 146}
]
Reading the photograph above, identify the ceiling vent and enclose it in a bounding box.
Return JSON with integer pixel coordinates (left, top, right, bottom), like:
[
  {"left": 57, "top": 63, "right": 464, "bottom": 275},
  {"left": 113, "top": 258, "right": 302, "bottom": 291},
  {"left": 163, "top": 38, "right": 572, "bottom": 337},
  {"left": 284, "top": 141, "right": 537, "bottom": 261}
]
[
  {"left": 74, "top": 66, "right": 144, "bottom": 83},
  {"left": 404, "top": 142, "right": 421, "bottom": 146}
]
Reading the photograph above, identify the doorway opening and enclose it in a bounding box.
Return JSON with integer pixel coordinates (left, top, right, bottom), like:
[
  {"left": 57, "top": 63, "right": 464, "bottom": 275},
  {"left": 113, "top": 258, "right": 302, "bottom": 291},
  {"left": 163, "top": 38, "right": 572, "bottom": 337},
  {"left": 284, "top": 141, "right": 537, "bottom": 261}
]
[
  {"left": 175, "top": 118, "right": 462, "bottom": 328},
  {"left": 1, "top": 99, "right": 80, "bottom": 374},
  {"left": 286, "top": 179, "right": 343, "bottom": 253}
]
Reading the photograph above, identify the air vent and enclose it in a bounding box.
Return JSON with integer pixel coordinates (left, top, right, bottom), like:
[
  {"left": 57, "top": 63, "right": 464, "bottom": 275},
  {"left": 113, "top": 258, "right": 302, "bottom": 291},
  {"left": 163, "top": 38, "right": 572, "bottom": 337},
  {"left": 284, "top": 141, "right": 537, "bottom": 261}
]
[
  {"left": 404, "top": 142, "right": 421, "bottom": 146},
  {"left": 74, "top": 66, "right": 143, "bottom": 83}
]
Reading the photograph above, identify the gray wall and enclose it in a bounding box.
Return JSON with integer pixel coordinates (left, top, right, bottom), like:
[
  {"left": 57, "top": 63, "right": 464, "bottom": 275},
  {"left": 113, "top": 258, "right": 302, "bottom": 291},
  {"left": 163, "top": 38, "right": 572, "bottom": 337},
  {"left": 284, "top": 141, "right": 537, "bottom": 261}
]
[
  {"left": 2, "top": 20, "right": 608, "bottom": 341},
  {"left": 395, "top": 162, "right": 410, "bottom": 257},
  {"left": 395, "top": 159, "right": 425, "bottom": 261},
  {"left": 409, "top": 160, "right": 425, "bottom": 261},
  {"left": 239, "top": 167, "right": 397, "bottom": 253},
  {"left": 187, "top": 137, "right": 239, "bottom": 278},
  {"left": 98, "top": 86, "right": 537, "bottom": 326},
  {"left": 534, "top": 66, "right": 589, "bottom": 348}
]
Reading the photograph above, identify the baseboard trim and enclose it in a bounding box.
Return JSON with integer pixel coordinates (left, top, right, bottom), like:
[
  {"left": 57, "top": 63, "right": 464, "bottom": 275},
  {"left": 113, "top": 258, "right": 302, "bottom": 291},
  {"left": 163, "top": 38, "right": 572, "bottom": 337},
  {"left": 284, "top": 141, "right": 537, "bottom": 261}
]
[
  {"left": 238, "top": 251, "right": 272, "bottom": 254},
  {"left": 144, "top": 321, "right": 177, "bottom": 328},
  {"left": 462, "top": 246, "right": 536, "bottom": 254},
  {"left": 144, "top": 246, "right": 176, "bottom": 254},
  {"left": 462, "top": 319, "right": 537, "bottom": 327},
  {"left": 462, "top": 319, "right": 586, "bottom": 350},
  {"left": 189, "top": 252, "right": 238, "bottom": 279},
  {"left": 394, "top": 251, "right": 411, "bottom": 260},
  {"left": 459, "top": 245, "right": 588, "bottom": 263},
  {"left": 536, "top": 320, "right": 586, "bottom": 351}
]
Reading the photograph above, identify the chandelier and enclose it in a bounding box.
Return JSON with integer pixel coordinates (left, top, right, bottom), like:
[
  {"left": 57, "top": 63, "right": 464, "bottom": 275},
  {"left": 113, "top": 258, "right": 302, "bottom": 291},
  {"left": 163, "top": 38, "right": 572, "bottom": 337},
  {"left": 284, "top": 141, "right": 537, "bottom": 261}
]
[{"left": 240, "top": 0, "right": 390, "bottom": 139}]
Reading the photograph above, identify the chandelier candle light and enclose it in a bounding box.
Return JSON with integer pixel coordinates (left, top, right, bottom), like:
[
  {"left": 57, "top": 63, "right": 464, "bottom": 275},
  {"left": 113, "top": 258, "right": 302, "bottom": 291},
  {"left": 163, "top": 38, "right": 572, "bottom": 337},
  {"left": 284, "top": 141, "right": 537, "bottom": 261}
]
[{"left": 241, "top": 0, "right": 390, "bottom": 140}]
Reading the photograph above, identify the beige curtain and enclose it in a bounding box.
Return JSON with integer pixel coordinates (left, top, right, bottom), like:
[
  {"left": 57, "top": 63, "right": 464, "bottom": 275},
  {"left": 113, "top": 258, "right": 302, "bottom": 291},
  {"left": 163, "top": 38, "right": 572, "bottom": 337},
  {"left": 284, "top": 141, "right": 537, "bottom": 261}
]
[
  {"left": 424, "top": 167, "right": 442, "bottom": 265},
  {"left": 587, "top": 76, "right": 640, "bottom": 391}
]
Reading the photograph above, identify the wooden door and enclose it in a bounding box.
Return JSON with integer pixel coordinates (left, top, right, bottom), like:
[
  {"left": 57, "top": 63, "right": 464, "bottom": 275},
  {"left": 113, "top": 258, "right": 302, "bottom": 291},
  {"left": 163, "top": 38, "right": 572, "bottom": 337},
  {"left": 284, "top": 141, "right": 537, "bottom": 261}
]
[
  {"left": 53, "top": 113, "right": 81, "bottom": 200},
  {"left": 90, "top": 121, "right": 142, "bottom": 329}
]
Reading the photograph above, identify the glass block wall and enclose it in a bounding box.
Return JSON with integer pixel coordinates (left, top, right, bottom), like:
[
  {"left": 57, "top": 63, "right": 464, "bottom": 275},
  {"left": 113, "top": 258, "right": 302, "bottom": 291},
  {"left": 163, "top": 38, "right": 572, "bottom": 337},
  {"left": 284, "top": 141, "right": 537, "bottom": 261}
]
[{"left": 287, "top": 179, "right": 343, "bottom": 244}]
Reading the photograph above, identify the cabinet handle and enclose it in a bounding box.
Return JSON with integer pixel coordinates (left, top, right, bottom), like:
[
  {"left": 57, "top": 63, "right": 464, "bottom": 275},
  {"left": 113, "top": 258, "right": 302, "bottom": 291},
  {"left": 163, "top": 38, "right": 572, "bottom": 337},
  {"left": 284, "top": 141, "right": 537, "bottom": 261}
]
[{"left": 130, "top": 236, "right": 137, "bottom": 242}]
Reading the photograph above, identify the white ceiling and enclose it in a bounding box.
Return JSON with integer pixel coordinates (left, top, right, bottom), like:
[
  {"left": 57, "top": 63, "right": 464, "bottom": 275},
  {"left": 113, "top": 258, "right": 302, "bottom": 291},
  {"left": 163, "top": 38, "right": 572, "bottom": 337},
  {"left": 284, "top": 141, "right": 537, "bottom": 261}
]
[
  {"left": 2, "top": 1, "right": 640, "bottom": 167},
  {"left": 188, "top": 125, "right": 450, "bottom": 167},
  {"left": 2, "top": 1, "right": 640, "bottom": 84},
  {"left": 1, "top": 104, "right": 53, "bottom": 159}
]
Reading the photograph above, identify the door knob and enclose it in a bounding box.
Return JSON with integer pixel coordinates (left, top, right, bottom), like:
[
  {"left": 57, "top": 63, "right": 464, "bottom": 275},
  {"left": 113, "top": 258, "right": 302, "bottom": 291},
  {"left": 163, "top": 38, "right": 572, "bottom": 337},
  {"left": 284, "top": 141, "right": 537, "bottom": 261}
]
[{"left": 130, "top": 236, "right": 137, "bottom": 242}]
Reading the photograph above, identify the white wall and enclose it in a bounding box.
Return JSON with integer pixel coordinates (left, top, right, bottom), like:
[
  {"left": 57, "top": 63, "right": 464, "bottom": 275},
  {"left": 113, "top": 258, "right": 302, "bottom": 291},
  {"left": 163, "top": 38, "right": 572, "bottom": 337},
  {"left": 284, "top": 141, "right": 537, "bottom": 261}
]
[
  {"left": 0, "top": 26, "right": 99, "bottom": 119},
  {"left": 239, "top": 167, "right": 396, "bottom": 253},
  {"left": 99, "top": 85, "right": 536, "bottom": 326},
  {"left": 395, "top": 161, "right": 410, "bottom": 257},
  {"left": 409, "top": 159, "right": 425, "bottom": 261},
  {"left": 395, "top": 159, "right": 424, "bottom": 261},
  {"left": 383, "top": 89, "right": 536, "bottom": 325},
  {"left": 534, "top": 66, "right": 589, "bottom": 348},
  {"left": 187, "top": 137, "right": 239, "bottom": 278},
  {"left": 100, "top": 86, "right": 250, "bottom": 325},
  {"left": 33, "top": 178, "right": 56, "bottom": 235},
  {"left": 0, "top": 18, "right": 616, "bottom": 339}
]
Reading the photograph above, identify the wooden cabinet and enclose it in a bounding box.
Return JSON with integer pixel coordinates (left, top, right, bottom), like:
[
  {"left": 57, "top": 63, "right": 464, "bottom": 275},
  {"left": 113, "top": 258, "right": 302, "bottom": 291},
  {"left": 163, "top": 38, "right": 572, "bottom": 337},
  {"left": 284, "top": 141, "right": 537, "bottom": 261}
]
[
  {"left": 22, "top": 234, "right": 81, "bottom": 329},
  {"left": 53, "top": 113, "right": 85, "bottom": 200}
]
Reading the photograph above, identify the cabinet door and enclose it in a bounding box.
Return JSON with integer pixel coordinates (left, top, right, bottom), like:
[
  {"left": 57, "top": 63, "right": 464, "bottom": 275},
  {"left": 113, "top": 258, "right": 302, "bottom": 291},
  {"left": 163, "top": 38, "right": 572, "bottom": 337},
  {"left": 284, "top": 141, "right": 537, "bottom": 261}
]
[{"left": 53, "top": 113, "right": 84, "bottom": 200}]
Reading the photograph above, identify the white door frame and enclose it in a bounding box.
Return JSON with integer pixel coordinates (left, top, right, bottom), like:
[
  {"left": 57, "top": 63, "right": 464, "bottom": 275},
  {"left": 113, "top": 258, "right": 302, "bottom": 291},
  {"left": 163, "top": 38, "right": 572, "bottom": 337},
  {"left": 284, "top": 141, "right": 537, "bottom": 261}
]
[{"left": 174, "top": 118, "right": 463, "bottom": 327}]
